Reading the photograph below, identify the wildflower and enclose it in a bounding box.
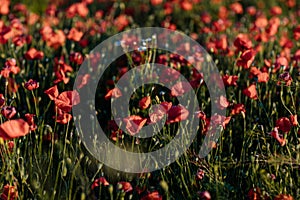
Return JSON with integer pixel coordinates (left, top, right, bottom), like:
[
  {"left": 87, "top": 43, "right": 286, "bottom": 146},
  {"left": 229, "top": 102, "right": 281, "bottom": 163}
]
[
  {"left": 166, "top": 104, "right": 189, "bottom": 124},
  {"left": 24, "top": 79, "right": 39, "bottom": 90},
  {"left": 123, "top": 115, "right": 147, "bottom": 136},
  {"left": 0, "top": 119, "right": 30, "bottom": 140},
  {"left": 91, "top": 177, "right": 109, "bottom": 190},
  {"left": 217, "top": 95, "right": 229, "bottom": 110},
  {"left": 293, "top": 25, "right": 300, "bottom": 40},
  {"left": 197, "top": 191, "right": 211, "bottom": 200},
  {"left": 69, "top": 52, "right": 83, "bottom": 65},
  {"left": 24, "top": 48, "right": 44, "bottom": 60},
  {"left": 44, "top": 85, "right": 59, "bottom": 100},
  {"left": 270, "top": 127, "right": 286, "bottom": 146},
  {"left": 290, "top": 115, "right": 298, "bottom": 126},
  {"left": 274, "top": 56, "right": 289, "bottom": 72},
  {"left": 180, "top": 1, "right": 193, "bottom": 11},
  {"left": 237, "top": 49, "right": 256, "bottom": 69},
  {"left": 196, "top": 169, "right": 205, "bottom": 180},
  {"left": 0, "top": 0, "right": 10, "bottom": 15},
  {"left": 274, "top": 194, "right": 294, "bottom": 200},
  {"left": 231, "top": 103, "right": 246, "bottom": 115},
  {"left": 148, "top": 102, "right": 172, "bottom": 124},
  {"left": 75, "top": 74, "right": 90, "bottom": 89},
  {"left": 278, "top": 72, "right": 292, "bottom": 86},
  {"left": 276, "top": 117, "right": 292, "bottom": 133},
  {"left": 1, "top": 106, "right": 16, "bottom": 119},
  {"left": 117, "top": 181, "right": 133, "bottom": 193},
  {"left": 104, "top": 88, "right": 122, "bottom": 100},
  {"left": 54, "top": 108, "right": 72, "bottom": 124},
  {"left": 170, "top": 81, "right": 192, "bottom": 97},
  {"left": 7, "top": 140, "right": 14, "bottom": 152},
  {"left": 222, "top": 75, "right": 238, "bottom": 86},
  {"left": 0, "top": 58, "right": 20, "bottom": 78},
  {"left": 0, "top": 184, "right": 18, "bottom": 200},
  {"left": 67, "top": 28, "right": 83, "bottom": 42},
  {"left": 230, "top": 2, "right": 243, "bottom": 14},
  {"left": 270, "top": 6, "right": 282, "bottom": 15},
  {"left": 114, "top": 15, "right": 129, "bottom": 31},
  {"left": 54, "top": 90, "right": 80, "bottom": 113},
  {"left": 234, "top": 34, "right": 252, "bottom": 51},
  {"left": 247, "top": 187, "right": 261, "bottom": 200},
  {"left": 139, "top": 96, "right": 151, "bottom": 110},
  {"left": 243, "top": 84, "right": 258, "bottom": 100},
  {"left": 141, "top": 191, "right": 162, "bottom": 200},
  {"left": 25, "top": 113, "right": 37, "bottom": 131},
  {"left": 66, "top": 2, "right": 89, "bottom": 18}
]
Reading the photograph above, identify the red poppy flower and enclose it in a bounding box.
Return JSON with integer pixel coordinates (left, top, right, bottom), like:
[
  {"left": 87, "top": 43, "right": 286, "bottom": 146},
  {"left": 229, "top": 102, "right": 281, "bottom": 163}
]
[
  {"left": 276, "top": 117, "right": 292, "bottom": 133},
  {"left": 197, "top": 191, "right": 211, "bottom": 200},
  {"left": 114, "top": 15, "right": 129, "bottom": 31},
  {"left": 66, "top": 3, "right": 89, "bottom": 18},
  {"left": 0, "top": 94, "right": 4, "bottom": 108},
  {"left": 55, "top": 108, "right": 72, "bottom": 124},
  {"left": 209, "top": 115, "right": 231, "bottom": 129},
  {"left": 45, "top": 29, "right": 66, "bottom": 49},
  {"left": 166, "top": 104, "right": 189, "bottom": 124},
  {"left": 274, "top": 194, "right": 294, "bottom": 200},
  {"left": 0, "top": 0, "right": 10, "bottom": 15},
  {"left": 246, "top": 6, "right": 256, "bottom": 16},
  {"left": 243, "top": 85, "right": 258, "bottom": 100},
  {"left": 75, "top": 74, "right": 90, "bottom": 89},
  {"left": 274, "top": 56, "right": 288, "bottom": 72},
  {"left": 0, "top": 58, "right": 20, "bottom": 78},
  {"left": 247, "top": 187, "right": 261, "bottom": 200},
  {"left": 24, "top": 48, "right": 44, "bottom": 60},
  {"left": 218, "top": 95, "right": 229, "bottom": 110},
  {"left": 255, "top": 16, "right": 268, "bottom": 28},
  {"left": 293, "top": 25, "right": 300, "bottom": 40},
  {"left": 159, "top": 67, "right": 181, "bottom": 84},
  {"left": 234, "top": 34, "right": 252, "bottom": 51},
  {"left": 117, "top": 181, "right": 133, "bottom": 193},
  {"left": 104, "top": 88, "right": 122, "bottom": 100},
  {"left": 148, "top": 102, "right": 172, "bottom": 124},
  {"left": 67, "top": 28, "right": 83, "bottom": 42},
  {"left": 278, "top": 72, "right": 293, "bottom": 86},
  {"left": 231, "top": 104, "right": 246, "bottom": 115},
  {"left": 54, "top": 90, "right": 80, "bottom": 113},
  {"left": 139, "top": 96, "right": 151, "bottom": 110},
  {"left": 150, "top": 0, "right": 163, "bottom": 6},
  {"left": 237, "top": 49, "right": 256, "bottom": 69},
  {"left": 170, "top": 81, "right": 192, "bottom": 97},
  {"left": 270, "top": 6, "right": 282, "bottom": 15},
  {"left": 230, "top": 2, "right": 243, "bottom": 14},
  {"left": 7, "top": 140, "right": 14, "bottom": 152},
  {"left": 257, "top": 72, "right": 269, "bottom": 83},
  {"left": 0, "top": 119, "right": 30, "bottom": 140},
  {"left": 180, "top": 1, "right": 193, "bottom": 11},
  {"left": 1, "top": 106, "right": 16, "bottom": 119},
  {"left": 0, "top": 184, "right": 18, "bottom": 200},
  {"left": 222, "top": 75, "right": 238, "bottom": 86},
  {"left": 44, "top": 85, "right": 59, "bottom": 100},
  {"left": 141, "top": 191, "right": 163, "bottom": 200},
  {"left": 195, "top": 110, "right": 206, "bottom": 121},
  {"left": 290, "top": 115, "right": 298, "bottom": 126},
  {"left": 24, "top": 79, "right": 39, "bottom": 91},
  {"left": 123, "top": 115, "right": 147, "bottom": 136},
  {"left": 69, "top": 52, "right": 83, "bottom": 65},
  {"left": 91, "top": 177, "right": 109, "bottom": 190},
  {"left": 25, "top": 113, "right": 37, "bottom": 131}
]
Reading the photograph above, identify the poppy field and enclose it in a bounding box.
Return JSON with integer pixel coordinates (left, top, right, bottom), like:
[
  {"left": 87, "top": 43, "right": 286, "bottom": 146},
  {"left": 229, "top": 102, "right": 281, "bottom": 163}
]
[{"left": 0, "top": 0, "right": 300, "bottom": 199}]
